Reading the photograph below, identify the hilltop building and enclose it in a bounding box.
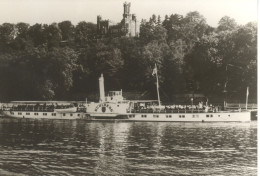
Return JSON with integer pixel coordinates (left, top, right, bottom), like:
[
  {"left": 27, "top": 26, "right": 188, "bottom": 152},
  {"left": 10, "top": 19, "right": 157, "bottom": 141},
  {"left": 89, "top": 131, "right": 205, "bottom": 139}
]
[{"left": 97, "top": 2, "right": 140, "bottom": 37}]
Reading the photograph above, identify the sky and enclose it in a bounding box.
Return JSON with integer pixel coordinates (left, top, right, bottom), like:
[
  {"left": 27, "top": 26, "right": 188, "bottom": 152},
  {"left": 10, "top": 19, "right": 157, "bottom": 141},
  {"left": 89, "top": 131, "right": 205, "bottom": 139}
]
[{"left": 0, "top": 0, "right": 257, "bottom": 27}]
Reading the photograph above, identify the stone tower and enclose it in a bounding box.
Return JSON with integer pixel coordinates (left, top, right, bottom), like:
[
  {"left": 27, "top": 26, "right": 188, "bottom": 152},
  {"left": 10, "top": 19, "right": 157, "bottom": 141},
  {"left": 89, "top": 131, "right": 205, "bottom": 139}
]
[
  {"left": 97, "top": 15, "right": 110, "bottom": 35},
  {"left": 122, "top": 2, "right": 139, "bottom": 37},
  {"left": 123, "top": 2, "right": 131, "bottom": 18}
]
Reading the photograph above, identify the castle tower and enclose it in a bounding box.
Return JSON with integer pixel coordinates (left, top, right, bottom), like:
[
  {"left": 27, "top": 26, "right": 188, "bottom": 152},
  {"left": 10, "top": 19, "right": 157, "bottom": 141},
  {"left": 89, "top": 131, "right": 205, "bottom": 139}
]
[
  {"left": 96, "top": 15, "right": 110, "bottom": 35},
  {"left": 123, "top": 2, "right": 131, "bottom": 18},
  {"left": 97, "top": 15, "right": 102, "bottom": 33},
  {"left": 96, "top": 2, "right": 139, "bottom": 38}
]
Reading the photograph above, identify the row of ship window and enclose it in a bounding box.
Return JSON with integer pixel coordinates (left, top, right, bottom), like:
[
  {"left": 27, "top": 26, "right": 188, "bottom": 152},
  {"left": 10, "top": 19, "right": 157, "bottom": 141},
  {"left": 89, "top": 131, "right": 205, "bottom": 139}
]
[
  {"left": 140, "top": 114, "right": 198, "bottom": 118},
  {"left": 133, "top": 114, "right": 190, "bottom": 118},
  {"left": 129, "top": 114, "right": 229, "bottom": 118},
  {"left": 13, "top": 112, "right": 81, "bottom": 117},
  {"left": 13, "top": 113, "right": 230, "bottom": 118}
]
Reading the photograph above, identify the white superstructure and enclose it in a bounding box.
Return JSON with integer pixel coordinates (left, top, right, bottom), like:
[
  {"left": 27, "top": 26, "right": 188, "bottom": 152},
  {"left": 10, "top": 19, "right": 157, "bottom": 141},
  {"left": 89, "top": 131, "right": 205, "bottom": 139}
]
[
  {"left": 85, "top": 74, "right": 130, "bottom": 118},
  {"left": 2, "top": 111, "right": 84, "bottom": 120},
  {"left": 1, "top": 101, "right": 86, "bottom": 119}
]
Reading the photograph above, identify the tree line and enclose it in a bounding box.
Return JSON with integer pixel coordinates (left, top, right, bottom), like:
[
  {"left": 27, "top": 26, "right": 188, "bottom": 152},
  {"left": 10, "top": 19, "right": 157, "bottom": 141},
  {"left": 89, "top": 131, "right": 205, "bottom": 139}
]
[{"left": 0, "top": 11, "right": 257, "bottom": 103}]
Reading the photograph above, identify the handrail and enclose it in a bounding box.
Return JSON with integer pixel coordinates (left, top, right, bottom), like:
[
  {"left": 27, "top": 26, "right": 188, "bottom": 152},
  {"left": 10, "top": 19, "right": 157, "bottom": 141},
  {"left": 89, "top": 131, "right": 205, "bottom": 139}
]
[{"left": 129, "top": 108, "right": 230, "bottom": 114}]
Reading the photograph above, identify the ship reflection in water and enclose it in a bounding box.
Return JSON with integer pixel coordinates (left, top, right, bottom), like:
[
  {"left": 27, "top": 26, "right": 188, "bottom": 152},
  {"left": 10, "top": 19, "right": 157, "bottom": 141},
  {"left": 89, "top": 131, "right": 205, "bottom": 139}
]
[{"left": 0, "top": 118, "right": 257, "bottom": 175}]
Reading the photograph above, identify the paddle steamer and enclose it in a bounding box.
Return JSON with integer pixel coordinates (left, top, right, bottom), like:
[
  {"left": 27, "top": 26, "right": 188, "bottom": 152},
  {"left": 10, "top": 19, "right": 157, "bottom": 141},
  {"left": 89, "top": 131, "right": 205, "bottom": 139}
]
[{"left": 0, "top": 71, "right": 252, "bottom": 122}]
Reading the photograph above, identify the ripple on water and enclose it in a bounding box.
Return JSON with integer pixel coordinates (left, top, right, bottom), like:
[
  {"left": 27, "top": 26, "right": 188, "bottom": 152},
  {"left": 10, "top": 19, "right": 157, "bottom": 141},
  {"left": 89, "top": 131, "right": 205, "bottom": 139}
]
[{"left": 0, "top": 119, "right": 257, "bottom": 175}]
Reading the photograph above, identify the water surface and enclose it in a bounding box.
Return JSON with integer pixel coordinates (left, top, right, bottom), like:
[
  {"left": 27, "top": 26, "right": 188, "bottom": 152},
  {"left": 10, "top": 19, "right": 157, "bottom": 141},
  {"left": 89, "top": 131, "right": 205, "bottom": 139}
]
[{"left": 0, "top": 118, "right": 257, "bottom": 175}]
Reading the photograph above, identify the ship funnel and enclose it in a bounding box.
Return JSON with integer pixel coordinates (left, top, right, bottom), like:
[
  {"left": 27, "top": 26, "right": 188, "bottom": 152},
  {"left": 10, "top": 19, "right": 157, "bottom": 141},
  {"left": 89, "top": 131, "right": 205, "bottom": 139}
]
[{"left": 99, "top": 73, "right": 105, "bottom": 102}]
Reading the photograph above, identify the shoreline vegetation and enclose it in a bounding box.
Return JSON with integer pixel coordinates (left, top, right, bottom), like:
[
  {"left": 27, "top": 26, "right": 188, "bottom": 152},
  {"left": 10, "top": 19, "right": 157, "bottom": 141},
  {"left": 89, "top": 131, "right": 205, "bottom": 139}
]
[{"left": 0, "top": 12, "right": 257, "bottom": 104}]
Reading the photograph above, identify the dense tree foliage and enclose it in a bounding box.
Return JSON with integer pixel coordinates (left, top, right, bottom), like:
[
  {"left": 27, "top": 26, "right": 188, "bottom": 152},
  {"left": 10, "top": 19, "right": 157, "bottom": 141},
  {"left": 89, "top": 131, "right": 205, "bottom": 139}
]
[{"left": 0, "top": 11, "right": 257, "bottom": 103}]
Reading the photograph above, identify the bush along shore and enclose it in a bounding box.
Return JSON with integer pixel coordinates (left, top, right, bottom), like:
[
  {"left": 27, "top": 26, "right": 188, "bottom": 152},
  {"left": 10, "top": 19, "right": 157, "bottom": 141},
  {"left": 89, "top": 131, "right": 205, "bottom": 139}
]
[{"left": 0, "top": 13, "right": 257, "bottom": 103}]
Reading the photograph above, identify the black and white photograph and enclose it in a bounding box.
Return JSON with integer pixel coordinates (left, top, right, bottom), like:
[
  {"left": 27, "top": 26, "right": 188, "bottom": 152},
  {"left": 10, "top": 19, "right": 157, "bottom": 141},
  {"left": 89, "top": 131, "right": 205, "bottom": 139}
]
[{"left": 0, "top": 0, "right": 257, "bottom": 175}]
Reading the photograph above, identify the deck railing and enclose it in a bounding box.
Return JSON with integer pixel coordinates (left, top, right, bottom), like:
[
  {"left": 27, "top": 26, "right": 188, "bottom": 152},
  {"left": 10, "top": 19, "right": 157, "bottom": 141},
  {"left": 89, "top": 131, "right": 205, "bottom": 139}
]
[
  {"left": 2, "top": 107, "right": 86, "bottom": 113},
  {"left": 129, "top": 108, "right": 242, "bottom": 114},
  {"left": 226, "top": 103, "right": 257, "bottom": 110}
]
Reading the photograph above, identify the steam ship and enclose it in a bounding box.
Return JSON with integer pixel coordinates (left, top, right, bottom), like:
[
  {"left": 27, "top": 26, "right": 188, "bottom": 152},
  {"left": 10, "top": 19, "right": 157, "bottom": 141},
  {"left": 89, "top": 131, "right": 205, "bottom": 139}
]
[{"left": 0, "top": 71, "right": 252, "bottom": 122}]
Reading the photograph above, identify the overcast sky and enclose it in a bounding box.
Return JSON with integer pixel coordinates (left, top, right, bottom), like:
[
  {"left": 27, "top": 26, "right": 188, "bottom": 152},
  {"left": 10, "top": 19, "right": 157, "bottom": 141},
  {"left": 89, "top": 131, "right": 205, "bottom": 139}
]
[{"left": 0, "top": 0, "right": 257, "bottom": 27}]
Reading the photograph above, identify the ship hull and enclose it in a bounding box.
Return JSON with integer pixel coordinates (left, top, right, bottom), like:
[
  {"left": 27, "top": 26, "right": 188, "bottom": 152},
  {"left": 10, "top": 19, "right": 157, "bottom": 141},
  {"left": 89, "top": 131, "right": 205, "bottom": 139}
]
[
  {"left": 126, "top": 111, "right": 251, "bottom": 122},
  {"left": 1, "top": 110, "right": 251, "bottom": 122},
  {"left": 2, "top": 111, "right": 84, "bottom": 120}
]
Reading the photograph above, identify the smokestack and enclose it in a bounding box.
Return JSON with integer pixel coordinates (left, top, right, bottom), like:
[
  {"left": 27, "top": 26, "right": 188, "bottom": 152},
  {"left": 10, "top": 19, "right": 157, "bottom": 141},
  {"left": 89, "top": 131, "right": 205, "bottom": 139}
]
[{"left": 99, "top": 73, "right": 105, "bottom": 102}]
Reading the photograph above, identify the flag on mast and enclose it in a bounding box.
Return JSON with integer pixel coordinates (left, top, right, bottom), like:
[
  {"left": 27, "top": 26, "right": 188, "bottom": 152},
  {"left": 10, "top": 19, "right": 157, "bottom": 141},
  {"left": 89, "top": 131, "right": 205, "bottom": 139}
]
[
  {"left": 152, "top": 63, "right": 161, "bottom": 106},
  {"left": 246, "top": 86, "right": 249, "bottom": 110},
  {"left": 152, "top": 64, "right": 157, "bottom": 76}
]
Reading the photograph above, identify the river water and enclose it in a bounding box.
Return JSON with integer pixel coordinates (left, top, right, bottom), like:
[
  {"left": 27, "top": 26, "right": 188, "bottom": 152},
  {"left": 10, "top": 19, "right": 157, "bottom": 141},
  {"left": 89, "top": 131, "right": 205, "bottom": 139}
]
[{"left": 0, "top": 118, "right": 257, "bottom": 176}]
